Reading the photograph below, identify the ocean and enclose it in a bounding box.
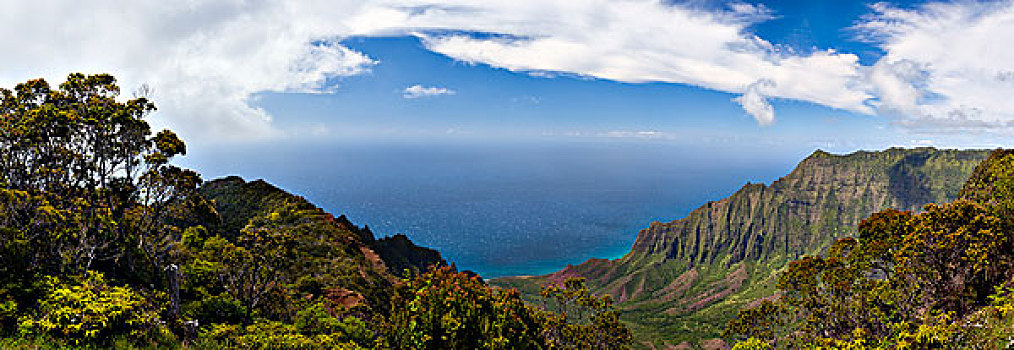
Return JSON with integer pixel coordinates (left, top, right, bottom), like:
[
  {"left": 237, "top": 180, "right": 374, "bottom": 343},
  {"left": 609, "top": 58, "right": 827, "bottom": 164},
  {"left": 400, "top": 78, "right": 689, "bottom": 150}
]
[{"left": 182, "top": 139, "right": 797, "bottom": 278}]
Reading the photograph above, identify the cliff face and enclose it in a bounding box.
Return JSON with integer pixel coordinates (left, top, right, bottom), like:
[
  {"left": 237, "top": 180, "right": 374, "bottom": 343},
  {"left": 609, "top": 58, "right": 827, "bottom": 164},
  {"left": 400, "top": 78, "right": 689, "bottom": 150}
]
[
  {"left": 626, "top": 148, "right": 986, "bottom": 268},
  {"left": 493, "top": 147, "right": 990, "bottom": 348}
]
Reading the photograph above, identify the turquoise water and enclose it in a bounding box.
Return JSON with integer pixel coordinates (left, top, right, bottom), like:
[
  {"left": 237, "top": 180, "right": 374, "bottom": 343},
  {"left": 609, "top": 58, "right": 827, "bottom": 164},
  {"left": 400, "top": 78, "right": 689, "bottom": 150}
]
[{"left": 182, "top": 140, "right": 796, "bottom": 278}]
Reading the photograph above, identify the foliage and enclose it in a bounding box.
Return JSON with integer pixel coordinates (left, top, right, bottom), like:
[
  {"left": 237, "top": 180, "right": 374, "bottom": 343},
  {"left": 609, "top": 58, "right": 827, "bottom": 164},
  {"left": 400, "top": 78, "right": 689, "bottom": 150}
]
[
  {"left": 722, "top": 300, "right": 789, "bottom": 342},
  {"left": 730, "top": 337, "right": 772, "bottom": 350},
  {"left": 385, "top": 266, "right": 632, "bottom": 350},
  {"left": 201, "top": 319, "right": 369, "bottom": 349},
  {"left": 493, "top": 147, "right": 989, "bottom": 348},
  {"left": 725, "top": 149, "right": 1014, "bottom": 349},
  {"left": 0, "top": 73, "right": 201, "bottom": 281},
  {"left": 182, "top": 292, "right": 247, "bottom": 326},
  {"left": 17, "top": 273, "right": 166, "bottom": 344},
  {"left": 539, "top": 277, "right": 632, "bottom": 349},
  {"left": 960, "top": 283, "right": 1014, "bottom": 348},
  {"left": 958, "top": 149, "right": 1014, "bottom": 207},
  {"left": 0, "top": 73, "right": 207, "bottom": 345},
  {"left": 385, "top": 265, "right": 547, "bottom": 349}
]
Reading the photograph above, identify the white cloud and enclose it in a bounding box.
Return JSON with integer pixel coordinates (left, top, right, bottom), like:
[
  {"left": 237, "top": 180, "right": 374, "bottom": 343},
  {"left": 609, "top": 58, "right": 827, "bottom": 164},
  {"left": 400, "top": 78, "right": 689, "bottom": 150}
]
[
  {"left": 734, "top": 79, "right": 776, "bottom": 125},
  {"left": 403, "top": 84, "right": 456, "bottom": 98},
  {"left": 855, "top": 1, "right": 1014, "bottom": 131},
  {"left": 6, "top": 0, "right": 1012, "bottom": 143},
  {"left": 0, "top": 1, "right": 376, "bottom": 143},
  {"left": 401, "top": 1, "right": 873, "bottom": 119},
  {"left": 599, "top": 130, "right": 674, "bottom": 140},
  {"left": 0, "top": 0, "right": 880, "bottom": 144}
]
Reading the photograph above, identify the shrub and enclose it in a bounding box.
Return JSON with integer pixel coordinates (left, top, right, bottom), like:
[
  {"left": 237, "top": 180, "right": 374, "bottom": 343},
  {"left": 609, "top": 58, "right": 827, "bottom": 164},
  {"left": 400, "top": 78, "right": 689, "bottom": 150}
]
[
  {"left": 17, "top": 273, "right": 165, "bottom": 344},
  {"left": 385, "top": 266, "right": 546, "bottom": 350}
]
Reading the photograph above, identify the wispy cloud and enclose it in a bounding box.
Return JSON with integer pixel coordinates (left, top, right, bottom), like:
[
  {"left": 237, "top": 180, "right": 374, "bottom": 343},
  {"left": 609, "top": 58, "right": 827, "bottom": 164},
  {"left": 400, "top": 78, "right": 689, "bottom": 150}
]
[
  {"left": 403, "top": 84, "right": 455, "bottom": 98},
  {"left": 599, "top": 130, "right": 675, "bottom": 140},
  {"left": 0, "top": 0, "right": 871, "bottom": 143}
]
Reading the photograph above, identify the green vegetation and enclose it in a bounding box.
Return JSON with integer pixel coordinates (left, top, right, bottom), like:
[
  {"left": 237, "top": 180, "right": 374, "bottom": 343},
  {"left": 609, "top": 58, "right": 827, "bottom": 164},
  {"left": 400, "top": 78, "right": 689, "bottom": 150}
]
[
  {"left": 494, "top": 147, "right": 991, "bottom": 348},
  {"left": 9, "top": 72, "right": 1010, "bottom": 349},
  {"left": 0, "top": 74, "right": 632, "bottom": 349},
  {"left": 386, "top": 267, "right": 630, "bottom": 349},
  {"left": 724, "top": 148, "right": 1014, "bottom": 348}
]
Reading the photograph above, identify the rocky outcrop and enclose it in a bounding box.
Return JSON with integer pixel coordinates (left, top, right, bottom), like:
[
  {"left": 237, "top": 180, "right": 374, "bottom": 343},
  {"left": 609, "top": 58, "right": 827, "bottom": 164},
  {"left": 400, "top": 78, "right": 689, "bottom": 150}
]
[{"left": 372, "top": 234, "right": 447, "bottom": 278}]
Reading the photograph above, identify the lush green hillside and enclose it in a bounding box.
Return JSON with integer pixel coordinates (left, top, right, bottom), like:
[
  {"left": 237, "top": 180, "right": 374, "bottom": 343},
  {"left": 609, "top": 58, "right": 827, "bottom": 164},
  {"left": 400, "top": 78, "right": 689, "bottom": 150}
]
[
  {"left": 0, "top": 73, "right": 633, "bottom": 349},
  {"left": 199, "top": 176, "right": 446, "bottom": 280},
  {"left": 724, "top": 148, "right": 1014, "bottom": 348},
  {"left": 494, "top": 147, "right": 990, "bottom": 349}
]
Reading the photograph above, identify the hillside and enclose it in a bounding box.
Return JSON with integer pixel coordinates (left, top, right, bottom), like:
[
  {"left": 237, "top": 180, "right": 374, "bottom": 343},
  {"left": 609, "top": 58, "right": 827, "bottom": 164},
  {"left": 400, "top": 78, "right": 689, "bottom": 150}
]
[
  {"left": 723, "top": 148, "right": 1014, "bottom": 348},
  {"left": 0, "top": 74, "right": 636, "bottom": 349},
  {"left": 493, "top": 147, "right": 990, "bottom": 348},
  {"left": 200, "top": 176, "right": 447, "bottom": 280}
]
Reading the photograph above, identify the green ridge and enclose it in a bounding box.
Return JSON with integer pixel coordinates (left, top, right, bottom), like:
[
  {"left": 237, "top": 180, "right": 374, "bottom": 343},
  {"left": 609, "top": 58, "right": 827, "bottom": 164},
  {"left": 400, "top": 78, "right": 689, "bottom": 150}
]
[{"left": 493, "top": 147, "right": 990, "bottom": 349}]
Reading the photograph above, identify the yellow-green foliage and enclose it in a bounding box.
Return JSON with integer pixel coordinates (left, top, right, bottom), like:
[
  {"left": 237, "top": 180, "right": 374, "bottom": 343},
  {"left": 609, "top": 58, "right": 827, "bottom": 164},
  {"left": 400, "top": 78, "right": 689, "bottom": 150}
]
[
  {"left": 17, "top": 273, "right": 164, "bottom": 343},
  {"left": 730, "top": 337, "right": 772, "bottom": 350},
  {"left": 202, "top": 320, "right": 368, "bottom": 350},
  {"left": 959, "top": 285, "right": 1014, "bottom": 348}
]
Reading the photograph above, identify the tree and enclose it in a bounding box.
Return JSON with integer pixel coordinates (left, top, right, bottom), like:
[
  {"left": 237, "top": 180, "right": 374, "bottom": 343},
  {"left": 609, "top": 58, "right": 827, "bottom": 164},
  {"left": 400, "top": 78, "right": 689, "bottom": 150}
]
[
  {"left": 384, "top": 267, "right": 632, "bottom": 350},
  {"left": 539, "top": 277, "right": 631, "bottom": 349},
  {"left": 0, "top": 73, "right": 202, "bottom": 277},
  {"left": 0, "top": 73, "right": 205, "bottom": 340},
  {"left": 385, "top": 265, "right": 547, "bottom": 350}
]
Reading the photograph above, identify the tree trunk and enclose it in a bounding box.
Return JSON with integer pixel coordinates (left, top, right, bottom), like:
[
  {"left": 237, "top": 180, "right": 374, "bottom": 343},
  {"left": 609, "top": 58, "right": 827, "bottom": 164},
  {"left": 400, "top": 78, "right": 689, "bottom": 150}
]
[{"left": 165, "top": 264, "right": 180, "bottom": 325}]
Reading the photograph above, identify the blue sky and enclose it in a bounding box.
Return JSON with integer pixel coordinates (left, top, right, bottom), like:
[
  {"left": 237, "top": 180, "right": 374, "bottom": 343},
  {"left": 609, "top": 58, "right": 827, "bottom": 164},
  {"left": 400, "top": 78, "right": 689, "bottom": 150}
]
[
  {"left": 2, "top": 0, "right": 1014, "bottom": 153},
  {"left": 250, "top": 0, "right": 1006, "bottom": 153},
  {"left": 256, "top": 35, "right": 882, "bottom": 151}
]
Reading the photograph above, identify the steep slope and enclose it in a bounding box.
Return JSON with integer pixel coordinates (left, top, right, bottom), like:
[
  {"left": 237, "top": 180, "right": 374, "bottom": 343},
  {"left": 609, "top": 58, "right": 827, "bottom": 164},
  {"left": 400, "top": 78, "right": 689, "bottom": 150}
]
[
  {"left": 200, "top": 176, "right": 446, "bottom": 281},
  {"left": 958, "top": 148, "right": 1014, "bottom": 204},
  {"left": 493, "top": 147, "right": 989, "bottom": 348}
]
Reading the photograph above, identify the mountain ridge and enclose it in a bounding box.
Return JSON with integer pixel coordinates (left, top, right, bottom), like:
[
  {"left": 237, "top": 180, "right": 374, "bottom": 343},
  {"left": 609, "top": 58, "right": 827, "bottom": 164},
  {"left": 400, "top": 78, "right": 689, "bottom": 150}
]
[
  {"left": 493, "top": 147, "right": 990, "bottom": 348},
  {"left": 200, "top": 176, "right": 447, "bottom": 280}
]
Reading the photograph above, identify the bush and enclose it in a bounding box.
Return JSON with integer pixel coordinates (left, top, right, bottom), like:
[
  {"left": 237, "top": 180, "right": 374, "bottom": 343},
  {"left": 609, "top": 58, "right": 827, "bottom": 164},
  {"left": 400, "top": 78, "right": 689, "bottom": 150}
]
[
  {"left": 201, "top": 320, "right": 367, "bottom": 349},
  {"left": 385, "top": 266, "right": 546, "bottom": 350},
  {"left": 294, "top": 301, "right": 371, "bottom": 343},
  {"left": 17, "top": 273, "right": 166, "bottom": 345},
  {"left": 184, "top": 293, "right": 247, "bottom": 326},
  {"left": 384, "top": 266, "right": 632, "bottom": 350}
]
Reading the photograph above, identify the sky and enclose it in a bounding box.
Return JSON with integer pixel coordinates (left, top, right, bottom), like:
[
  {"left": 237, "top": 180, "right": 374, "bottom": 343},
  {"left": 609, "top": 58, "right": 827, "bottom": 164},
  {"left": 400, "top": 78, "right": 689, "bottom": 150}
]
[{"left": 2, "top": 0, "right": 1014, "bottom": 152}]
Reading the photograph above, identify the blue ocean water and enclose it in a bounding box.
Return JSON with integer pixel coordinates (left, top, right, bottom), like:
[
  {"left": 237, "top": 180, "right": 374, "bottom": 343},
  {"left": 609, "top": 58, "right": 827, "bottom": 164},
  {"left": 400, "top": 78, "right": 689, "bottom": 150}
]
[{"left": 182, "top": 140, "right": 797, "bottom": 278}]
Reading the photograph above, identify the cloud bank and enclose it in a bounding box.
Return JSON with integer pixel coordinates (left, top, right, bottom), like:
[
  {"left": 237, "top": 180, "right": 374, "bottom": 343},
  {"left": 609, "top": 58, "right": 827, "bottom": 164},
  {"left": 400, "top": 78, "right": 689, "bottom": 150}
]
[
  {"left": 2, "top": 0, "right": 1013, "bottom": 143},
  {"left": 856, "top": 1, "right": 1014, "bottom": 131}
]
